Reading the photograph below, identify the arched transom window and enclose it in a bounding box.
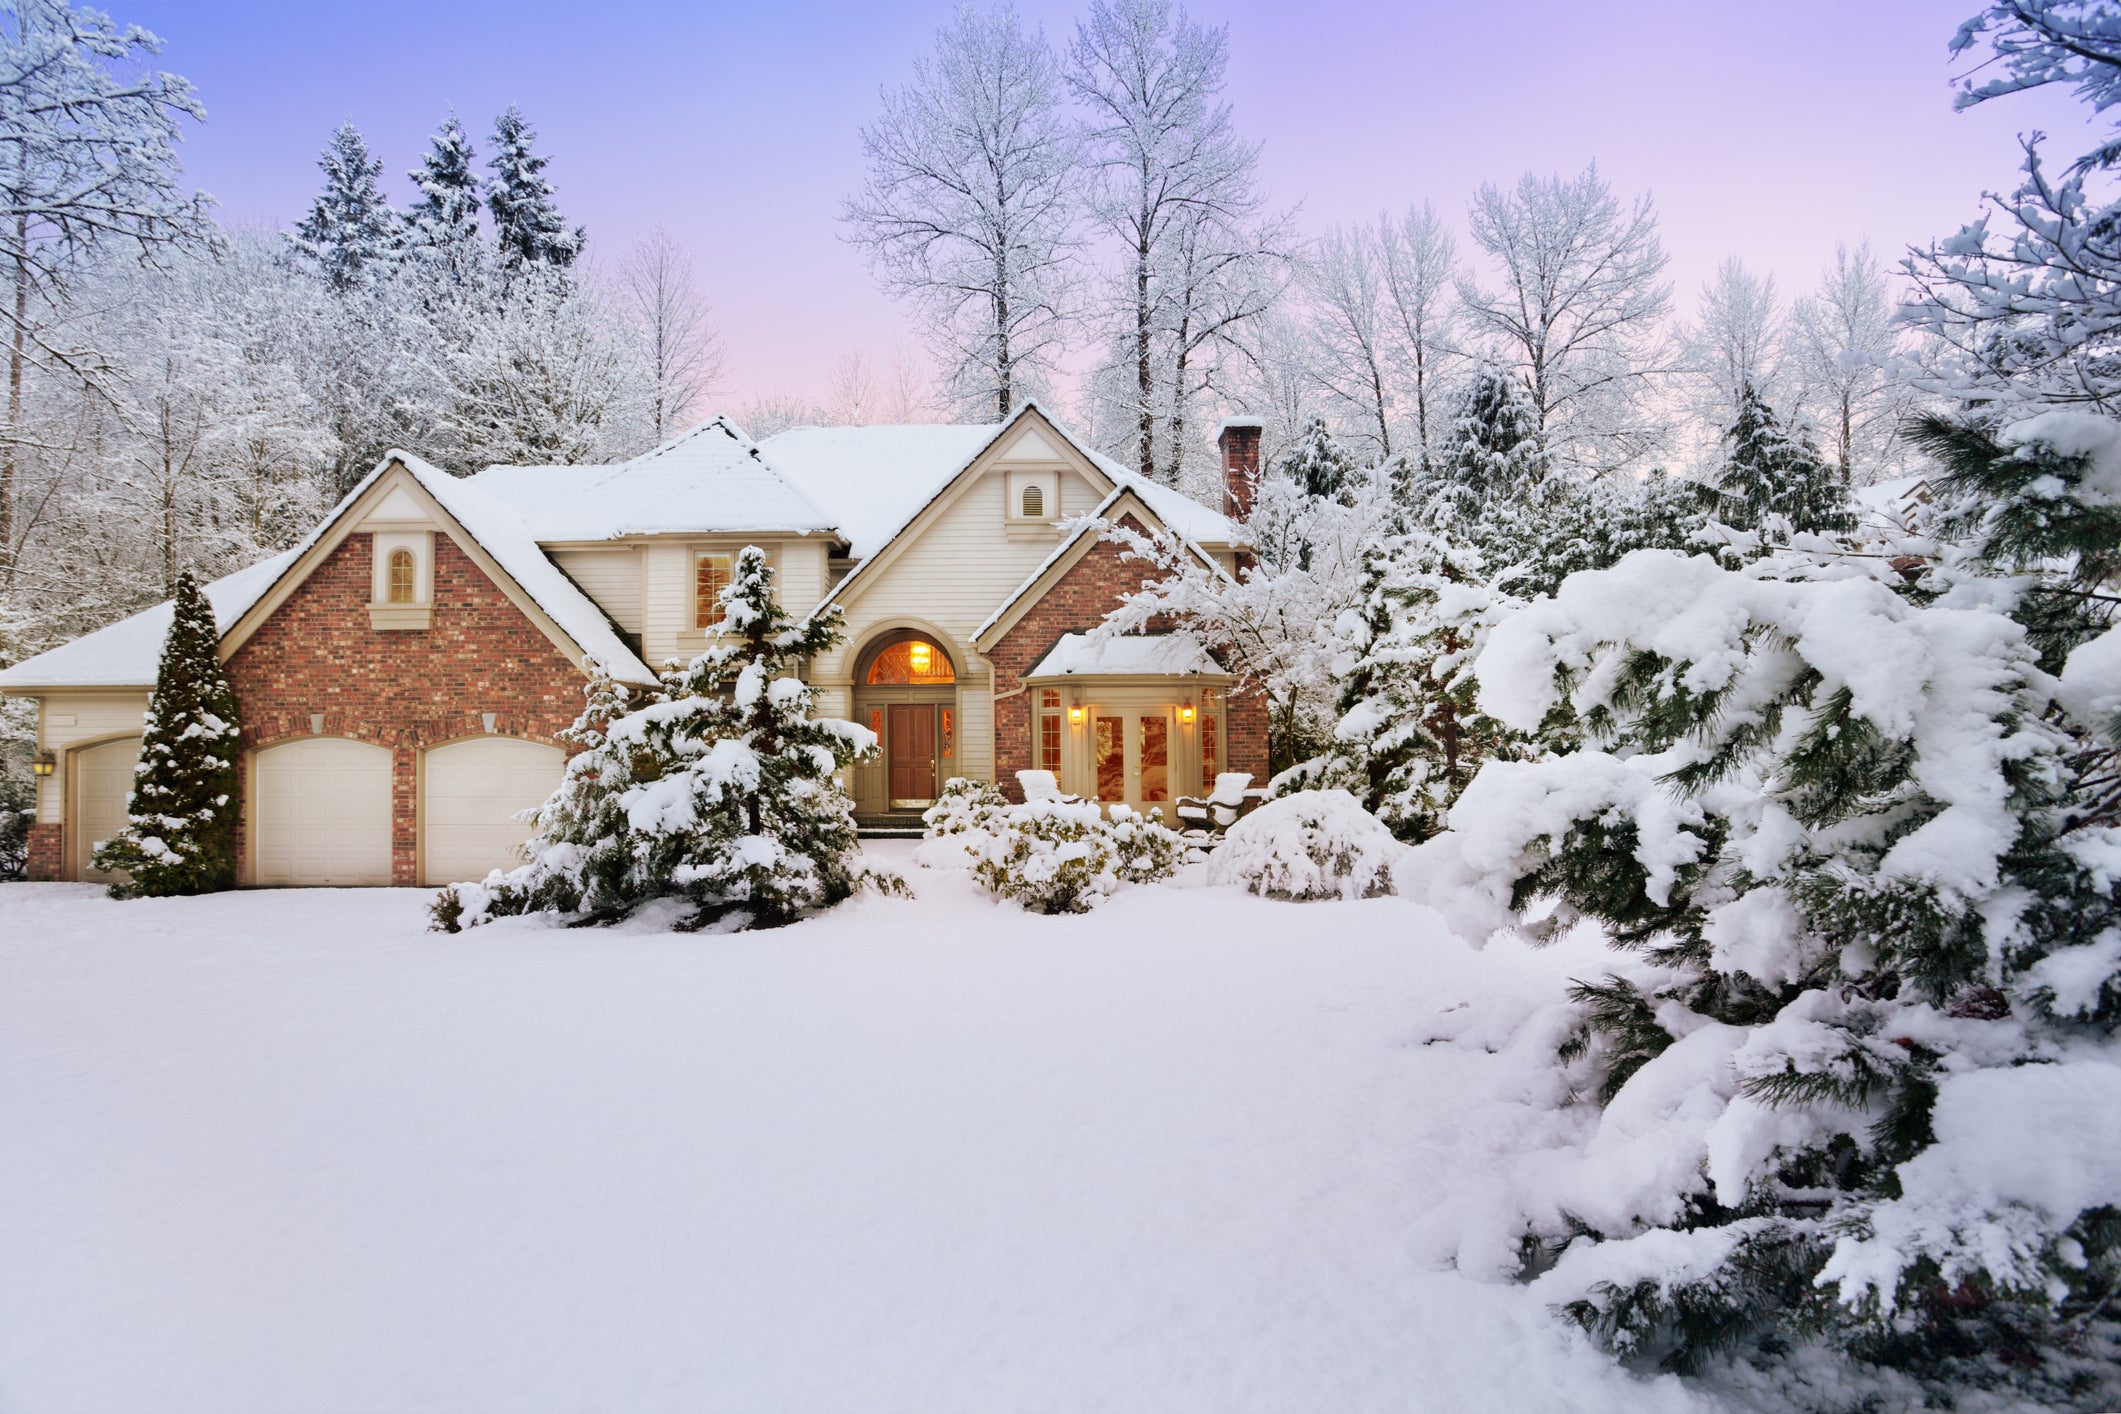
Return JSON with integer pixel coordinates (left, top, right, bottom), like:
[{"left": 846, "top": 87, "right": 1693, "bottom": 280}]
[
  {"left": 866, "top": 638, "right": 955, "bottom": 684},
  {"left": 386, "top": 547, "right": 417, "bottom": 603}
]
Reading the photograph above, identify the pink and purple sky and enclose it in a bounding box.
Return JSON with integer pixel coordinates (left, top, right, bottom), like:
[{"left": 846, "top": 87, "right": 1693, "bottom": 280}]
[{"left": 133, "top": 0, "right": 2093, "bottom": 405}]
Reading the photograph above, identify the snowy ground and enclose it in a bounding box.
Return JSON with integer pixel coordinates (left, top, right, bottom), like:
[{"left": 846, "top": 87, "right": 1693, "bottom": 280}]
[{"left": 1, "top": 846, "right": 1741, "bottom": 1414}]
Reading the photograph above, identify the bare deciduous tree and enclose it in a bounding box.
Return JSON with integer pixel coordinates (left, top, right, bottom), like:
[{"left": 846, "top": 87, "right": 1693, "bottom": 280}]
[
  {"left": 1069, "top": 0, "right": 1285, "bottom": 483},
  {"left": 1789, "top": 242, "right": 1913, "bottom": 482},
  {"left": 1458, "top": 164, "right": 1672, "bottom": 475},
  {"left": 620, "top": 226, "right": 726, "bottom": 443},
  {"left": 843, "top": 4, "right": 1080, "bottom": 420}
]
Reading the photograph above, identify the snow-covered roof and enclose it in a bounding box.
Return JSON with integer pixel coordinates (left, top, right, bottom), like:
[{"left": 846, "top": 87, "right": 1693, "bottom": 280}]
[
  {"left": 759, "top": 423, "right": 997, "bottom": 560},
  {"left": 0, "top": 550, "right": 297, "bottom": 690},
  {"left": 1852, "top": 475, "right": 1934, "bottom": 537},
  {"left": 404, "top": 451, "right": 655, "bottom": 682},
  {"left": 1024, "top": 632, "right": 1228, "bottom": 679},
  {"left": 0, "top": 450, "right": 657, "bottom": 692},
  {"left": 469, "top": 418, "right": 838, "bottom": 543}
]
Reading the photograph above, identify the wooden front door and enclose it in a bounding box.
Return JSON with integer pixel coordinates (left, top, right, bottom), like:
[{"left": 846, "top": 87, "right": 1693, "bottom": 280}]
[{"left": 887, "top": 704, "right": 938, "bottom": 807}]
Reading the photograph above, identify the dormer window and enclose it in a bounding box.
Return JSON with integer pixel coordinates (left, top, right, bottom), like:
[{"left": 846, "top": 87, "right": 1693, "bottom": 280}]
[
  {"left": 694, "top": 553, "right": 734, "bottom": 629},
  {"left": 1021, "top": 485, "right": 1044, "bottom": 518},
  {"left": 386, "top": 548, "right": 417, "bottom": 603}
]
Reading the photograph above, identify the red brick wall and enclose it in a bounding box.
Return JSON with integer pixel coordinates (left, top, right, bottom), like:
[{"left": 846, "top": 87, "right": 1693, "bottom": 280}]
[
  {"left": 26, "top": 821, "right": 61, "bottom": 881},
  {"left": 987, "top": 518, "right": 1269, "bottom": 801},
  {"left": 223, "top": 532, "right": 586, "bottom": 885}
]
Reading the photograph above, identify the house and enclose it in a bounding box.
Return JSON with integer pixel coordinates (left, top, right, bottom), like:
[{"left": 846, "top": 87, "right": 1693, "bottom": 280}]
[{"left": 2, "top": 404, "right": 1268, "bottom": 886}]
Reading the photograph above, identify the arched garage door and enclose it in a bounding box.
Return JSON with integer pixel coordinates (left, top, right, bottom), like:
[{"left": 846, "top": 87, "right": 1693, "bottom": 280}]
[
  {"left": 73, "top": 736, "right": 142, "bottom": 883},
  {"left": 421, "top": 737, "right": 564, "bottom": 886},
  {"left": 254, "top": 738, "right": 393, "bottom": 886}
]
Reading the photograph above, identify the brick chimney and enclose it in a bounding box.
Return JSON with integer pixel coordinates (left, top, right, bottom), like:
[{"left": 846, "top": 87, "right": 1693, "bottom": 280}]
[{"left": 1217, "top": 418, "right": 1264, "bottom": 520}]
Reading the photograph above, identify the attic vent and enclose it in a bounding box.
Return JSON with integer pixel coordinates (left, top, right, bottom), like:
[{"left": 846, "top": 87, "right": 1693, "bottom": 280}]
[{"left": 1021, "top": 485, "right": 1044, "bottom": 518}]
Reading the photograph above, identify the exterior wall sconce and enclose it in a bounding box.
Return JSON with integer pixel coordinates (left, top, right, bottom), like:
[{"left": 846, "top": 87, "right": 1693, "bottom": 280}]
[
  {"left": 31, "top": 749, "right": 56, "bottom": 778},
  {"left": 1069, "top": 705, "right": 1085, "bottom": 724},
  {"left": 1179, "top": 703, "right": 1195, "bottom": 723}
]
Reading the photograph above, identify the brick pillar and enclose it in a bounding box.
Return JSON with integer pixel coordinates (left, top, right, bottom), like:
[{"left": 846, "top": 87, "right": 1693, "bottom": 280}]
[
  {"left": 392, "top": 744, "right": 419, "bottom": 885},
  {"left": 1217, "top": 418, "right": 1264, "bottom": 520},
  {"left": 26, "top": 822, "right": 63, "bottom": 881}
]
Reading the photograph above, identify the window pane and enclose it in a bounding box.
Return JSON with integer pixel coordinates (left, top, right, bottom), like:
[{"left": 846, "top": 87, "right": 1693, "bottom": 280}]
[
  {"left": 1139, "top": 714, "right": 1168, "bottom": 802},
  {"left": 940, "top": 708, "right": 954, "bottom": 757},
  {"left": 695, "top": 555, "right": 733, "bottom": 629},
  {"left": 1095, "top": 716, "right": 1123, "bottom": 801},
  {"left": 865, "top": 639, "right": 956, "bottom": 684},
  {"left": 1202, "top": 714, "right": 1218, "bottom": 777},
  {"left": 1039, "top": 714, "right": 1061, "bottom": 771},
  {"left": 1040, "top": 688, "right": 1060, "bottom": 709},
  {"left": 387, "top": 548, "right": 416, "bottom": 604}
]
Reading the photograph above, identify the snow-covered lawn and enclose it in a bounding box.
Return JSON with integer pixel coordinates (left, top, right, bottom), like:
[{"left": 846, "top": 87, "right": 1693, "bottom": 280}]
[{"left": 0, "top": 849, "right": 1727, "bottom": 1414}]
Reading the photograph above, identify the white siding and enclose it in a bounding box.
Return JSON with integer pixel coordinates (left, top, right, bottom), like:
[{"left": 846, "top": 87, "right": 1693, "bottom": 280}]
[
  {"left": 550, "top": 549, "right": 644, "bottom": 633},
  {"left": 31, "top": 691, "right": 151, "bottom": 825}
]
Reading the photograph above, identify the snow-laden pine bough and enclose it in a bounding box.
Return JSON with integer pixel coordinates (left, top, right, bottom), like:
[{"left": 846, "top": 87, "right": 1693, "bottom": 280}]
[
  {"left": 1204, "top": 788, "right": 1403, "bottom": 901},
  {"left": 432, "top": 548, "right": 904, "bottom": 933},
  {"left": 1397, "top": 413, "right": 2121, "bottom": 1402}
]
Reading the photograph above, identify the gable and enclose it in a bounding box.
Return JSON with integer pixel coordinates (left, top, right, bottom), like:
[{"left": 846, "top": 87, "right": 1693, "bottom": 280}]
[{"left": 222, "top": 457, "right": 654, "bottom": 684}]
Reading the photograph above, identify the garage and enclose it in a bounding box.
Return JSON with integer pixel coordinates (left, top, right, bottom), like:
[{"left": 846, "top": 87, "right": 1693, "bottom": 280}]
[
  {"left": 254, "top": 738, "right": 393, "bottom": 886},
  {"left": 72, "top": 736, "right": 143, "bottom": 882},
  {"left": 421, "top": 737, "right": 564, "bottom": 886}
]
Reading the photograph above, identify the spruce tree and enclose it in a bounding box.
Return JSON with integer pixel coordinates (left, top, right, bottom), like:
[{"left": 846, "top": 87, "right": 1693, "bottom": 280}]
[
  {"left": 1713, "top": 382, "right": 1857, "bottom": 536},
  {"left": 92, "top": 572, "right": 241, "bottom": 897},
  {"left": 403, "top": 113, "right": 485, "bottom": 284},
  {"left": 436, "top": 548, "right": 900, "bottom": 931},
  {"left": 486, "top": 106, "right": 583, "bottom": 273},
  {"left": 1281, "top": 416, "right": 1357, "bottom": 502},
  {"left": 291, "top": 121, "right": 399, "bottom": 293}
]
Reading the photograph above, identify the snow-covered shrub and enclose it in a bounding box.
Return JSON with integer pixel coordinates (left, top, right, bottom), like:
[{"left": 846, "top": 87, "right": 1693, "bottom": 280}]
[
  {"left": 1105, "top": 804, "right": 1185, "bottom": 884},
  {"left": 434, "top": 548, "right": 903, "bottom": 932},
  {"left": 1398, "top": 400, "right": 2121, "bottom": 1397},
  {"left": 922, "top": 776, "right": 1006, "bottom": 837},
  {"left": 91, "top": 571, "right": 241, "bottom": 897},
  {"left": 972, "top": 798, "right": 1121, "bottom": 914},
  {"left": 1206, "top": 789, "right": 1400, "bottom": 901}
]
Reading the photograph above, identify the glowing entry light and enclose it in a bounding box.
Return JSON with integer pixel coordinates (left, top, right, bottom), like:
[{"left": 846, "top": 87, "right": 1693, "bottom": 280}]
[
  {"left": 1069, "top": 706, "right": 1085, "bottom": 724},
  {"left": 909, "top": 641, "right": 933, "bottom": 676},
  {"left": 1179, "top": 704, "right": 1195, "bottom": 723}
]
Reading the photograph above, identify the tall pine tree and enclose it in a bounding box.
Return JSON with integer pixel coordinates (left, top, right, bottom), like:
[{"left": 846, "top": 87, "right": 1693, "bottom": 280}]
[
  {"left": 92, "top": 572, "right": 241, "bottom": 896},
  {"left": 487, "top": 106, "right": 583, "bottom": 273},
  {"left": 437, "top": 548, "right": 900, "bottom": 931},
  {"left": 291, "top": 121, "right": 398, "bottom": 292},
  {"left": 403, "top": 112, "right": 485, "bottom": 284}
]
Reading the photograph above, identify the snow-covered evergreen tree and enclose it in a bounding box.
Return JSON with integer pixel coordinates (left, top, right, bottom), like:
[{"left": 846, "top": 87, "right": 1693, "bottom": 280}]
[
  {"left": 91, "top": 571, "right": 239, "bottom": 896},
  {"left": 486, "top": 105, "right": 582, "bottom": 274},
  {"left": 1280, "top": 415, "right": 1356, "bottom": 503},
  {"left": 403, "top": 113, "right": 485, "bottom": 284},
  {"left": 1394, "top": 406, "right": 2121, "bottom": 1401},
  {"left": 437, "top": 549, "right": 900, "bottom": 932},
  {"left": 1711, "top": 382, "right": 1856, "bottom": 536},
  {"left": 291, "top": 121, "right": 399, "bottom": 293}
]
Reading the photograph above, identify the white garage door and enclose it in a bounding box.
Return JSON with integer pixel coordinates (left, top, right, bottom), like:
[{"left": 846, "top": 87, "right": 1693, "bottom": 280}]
[
  {"left": 73, "top": 736, "right": 142, "bottom": 882},
  {"left": 422, "top": 737, "right": 564, "bottom": 886},
  {"left": 255, "top": 738, "right": 393, "bottom": 886}
]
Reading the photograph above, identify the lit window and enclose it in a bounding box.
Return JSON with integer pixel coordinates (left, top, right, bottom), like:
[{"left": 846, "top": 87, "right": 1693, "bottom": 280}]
[
  {"left": 694, "top": 554, "right": 734, "bottom": 629},
  {"left": 866, "top": 639, "right": 955, "bottom": 684},
  {"left": 1040, "top": 688, "right": 1060, "bottom": 709},
  {"left": 1202, "top": 714, "right": 1219, "bottom": 777},
  {"left": 386, "top": 548, "right": 416, "bottom": 603},
  {"left": 1039, "top": 711, "right": 1061, "bottom": 771},
  {"left": 940, "top": 708, "right": 954, "bottom": 757},
  {"left": 1020, "top": 485, "right": 1044, "bottom": 518}
]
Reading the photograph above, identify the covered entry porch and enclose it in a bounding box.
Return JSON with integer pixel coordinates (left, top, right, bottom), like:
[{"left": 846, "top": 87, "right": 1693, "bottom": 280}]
[{"left": 1021, "top": 633, "right": 1234, "bottom": 816}]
